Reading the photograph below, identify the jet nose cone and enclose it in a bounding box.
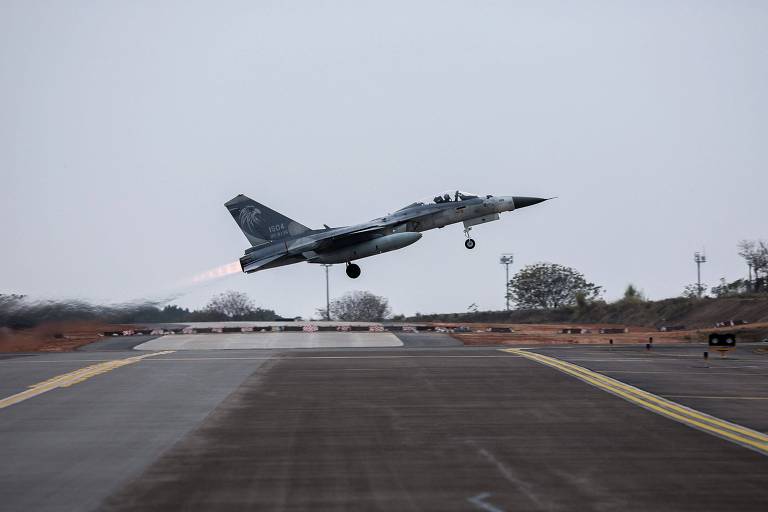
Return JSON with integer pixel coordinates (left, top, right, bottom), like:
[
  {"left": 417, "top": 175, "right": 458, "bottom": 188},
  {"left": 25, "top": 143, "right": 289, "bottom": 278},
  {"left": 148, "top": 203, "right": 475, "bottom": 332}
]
[{"left": 512, "top": 196, "right": 549, "bottom": 209}]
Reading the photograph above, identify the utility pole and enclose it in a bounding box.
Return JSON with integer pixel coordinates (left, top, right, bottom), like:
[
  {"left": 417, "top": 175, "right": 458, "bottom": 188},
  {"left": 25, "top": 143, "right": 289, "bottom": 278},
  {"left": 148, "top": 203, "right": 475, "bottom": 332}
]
[
  {"left": 694, "top": 252, "right": 707, "bottom": 298},
  {"left": 321, "top": 264, "right": 332, "bottom": 320},
  {"left": 499, "top": 254, "right": 514, "bottom": 310}
]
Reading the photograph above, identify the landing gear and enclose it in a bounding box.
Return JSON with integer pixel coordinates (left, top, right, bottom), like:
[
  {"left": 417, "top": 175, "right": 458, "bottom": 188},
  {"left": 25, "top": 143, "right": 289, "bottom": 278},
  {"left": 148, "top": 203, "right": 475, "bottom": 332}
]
[
  {"left": 463, "top": 226, "right": 476, "bottom": 249},
  {"left": 346, "top": 262, "right": 361, "bottom": 279}
]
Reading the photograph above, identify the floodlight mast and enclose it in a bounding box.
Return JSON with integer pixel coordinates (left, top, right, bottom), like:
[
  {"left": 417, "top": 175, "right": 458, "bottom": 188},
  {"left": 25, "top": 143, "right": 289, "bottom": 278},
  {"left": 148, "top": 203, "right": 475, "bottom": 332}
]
[
  {"left": 321, "top": 264, "right": 332, "bottom": 320},
  {"left": 694, "top": 252, "right": 707, "bottom": 298},
  {"left": 499, "top": 254, "right": 514, "bottom": 311}
]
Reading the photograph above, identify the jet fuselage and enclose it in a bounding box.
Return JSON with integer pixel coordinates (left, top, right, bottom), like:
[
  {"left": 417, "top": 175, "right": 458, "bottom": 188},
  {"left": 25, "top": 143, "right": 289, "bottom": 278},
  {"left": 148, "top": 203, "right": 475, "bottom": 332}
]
[{"left": 226, "top": 192, "right": 548, "bottom": 278}]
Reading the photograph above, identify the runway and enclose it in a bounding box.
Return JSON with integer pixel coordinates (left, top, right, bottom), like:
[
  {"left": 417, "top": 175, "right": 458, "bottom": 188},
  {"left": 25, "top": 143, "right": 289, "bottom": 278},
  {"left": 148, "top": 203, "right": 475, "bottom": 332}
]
[
  {"left": 0, "top": 337, "right": 766, "bottom": 511},
  {"left": 134, "top": 332, "right": 404, "bottom": 350}
]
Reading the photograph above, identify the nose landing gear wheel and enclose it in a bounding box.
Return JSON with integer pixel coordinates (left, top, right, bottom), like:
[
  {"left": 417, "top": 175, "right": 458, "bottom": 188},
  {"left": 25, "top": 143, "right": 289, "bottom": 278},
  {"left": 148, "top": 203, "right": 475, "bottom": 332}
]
[
  {"left": 346, "top": 263, "right": 361, "bottom": 278},
  {"left": 464, "top": 238, "right": 476, "bottom": 249}
]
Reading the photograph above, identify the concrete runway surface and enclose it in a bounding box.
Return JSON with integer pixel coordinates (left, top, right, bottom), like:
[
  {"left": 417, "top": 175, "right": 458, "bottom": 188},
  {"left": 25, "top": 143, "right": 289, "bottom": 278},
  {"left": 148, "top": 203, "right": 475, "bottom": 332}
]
[
  {"left": 0, "top": 335, "right": 766, "bottom": 511},
  {"left": 134, "top": 332, "right": 404, "bottom": 350}
]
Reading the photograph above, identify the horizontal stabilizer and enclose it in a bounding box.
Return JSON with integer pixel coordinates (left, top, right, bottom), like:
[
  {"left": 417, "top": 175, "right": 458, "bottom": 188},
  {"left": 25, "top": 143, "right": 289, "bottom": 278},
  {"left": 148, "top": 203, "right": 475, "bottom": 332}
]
[{"left": 241, "top": 253, "right": 285, "bottom": 273}]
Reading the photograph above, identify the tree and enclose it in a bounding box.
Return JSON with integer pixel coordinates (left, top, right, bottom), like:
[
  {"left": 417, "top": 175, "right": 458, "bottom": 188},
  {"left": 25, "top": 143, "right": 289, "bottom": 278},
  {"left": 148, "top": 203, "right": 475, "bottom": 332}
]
[
  {"left": 161, "top": 305, "right": 192, "bottom": 320},
  {"left": 622, "top": 284, "right": 646, "bottom": 302},
  {"left": 314, "top": 306, "right": 331, "bottom": 321},
  {"left": 328, "top": 291, "right": 391, "bottom": 321},
  {"left": 0, "top": 294, "right": 27, "bottom": 328},
  {"left": 206, "top": 290, "right": 256, "bottom": 319},
  {"left": 738, "top": 240, "right": 768, "bottom": 291},
  {"left": 508, "top": 263, "right": 601, "bottom": 309},
  {"left": 682, "top": 283, "right": 707, "bottom": 299},
  {"left": 710, "top": 278, "right": 748, "bottom": 298}
]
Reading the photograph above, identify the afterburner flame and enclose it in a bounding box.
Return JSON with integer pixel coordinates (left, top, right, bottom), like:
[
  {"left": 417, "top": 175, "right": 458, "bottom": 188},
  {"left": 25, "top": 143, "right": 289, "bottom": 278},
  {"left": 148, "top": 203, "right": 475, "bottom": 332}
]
[{"left": 189, "top": 261, "right": 242, "bottom": 284}]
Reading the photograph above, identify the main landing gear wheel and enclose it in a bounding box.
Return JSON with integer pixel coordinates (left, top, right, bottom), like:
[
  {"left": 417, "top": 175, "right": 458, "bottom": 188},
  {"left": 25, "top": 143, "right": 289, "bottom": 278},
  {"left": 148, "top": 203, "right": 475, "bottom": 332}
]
[
  {"left": 346, "top": 263, "right": 361, "bottom": 279},
  {"left": 464, "top": 238, "right": 476, "bottom": 249}
]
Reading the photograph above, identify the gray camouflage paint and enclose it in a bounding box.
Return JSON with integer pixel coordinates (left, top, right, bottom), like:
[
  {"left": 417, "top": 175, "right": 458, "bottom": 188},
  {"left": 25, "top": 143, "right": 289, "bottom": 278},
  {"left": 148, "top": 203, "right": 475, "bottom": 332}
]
[{"left": 226, "top": 192, "right": 548, "bottom": 274}]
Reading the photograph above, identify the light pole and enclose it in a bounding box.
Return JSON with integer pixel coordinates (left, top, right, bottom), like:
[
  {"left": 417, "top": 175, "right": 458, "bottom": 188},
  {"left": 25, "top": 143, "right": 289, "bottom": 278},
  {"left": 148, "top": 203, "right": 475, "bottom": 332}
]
[
  {"left": 321, "top": 264, "right": 332, "bottom": 320},
  {"left": 694, "top": 252, "right": 706, "bottom": 298},
  {"left": 499, "top": 254, "right": 514, "bottom": 310}
]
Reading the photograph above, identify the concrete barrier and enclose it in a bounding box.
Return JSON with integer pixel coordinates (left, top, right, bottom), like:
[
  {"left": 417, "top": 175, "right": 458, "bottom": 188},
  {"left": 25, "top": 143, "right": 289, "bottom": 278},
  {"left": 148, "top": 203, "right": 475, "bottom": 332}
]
[
  {"left": 599, "top": 328, "right": 628, "bottom": 334},
  {"left": 562, "top": 328, "right": 590, "bottom": 334},
  {"left": 103, "top": 322, "right": 437, "bottom": 337},
  {"left": 715, "top": 320, "right": 749, "bottom": 328}
]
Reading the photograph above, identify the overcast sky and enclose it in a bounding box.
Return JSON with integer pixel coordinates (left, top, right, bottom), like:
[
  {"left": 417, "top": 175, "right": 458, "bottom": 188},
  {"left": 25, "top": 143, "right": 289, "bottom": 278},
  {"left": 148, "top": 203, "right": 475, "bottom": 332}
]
[{"left": 1, "top": 1, "right": 766, "bottom": 318}]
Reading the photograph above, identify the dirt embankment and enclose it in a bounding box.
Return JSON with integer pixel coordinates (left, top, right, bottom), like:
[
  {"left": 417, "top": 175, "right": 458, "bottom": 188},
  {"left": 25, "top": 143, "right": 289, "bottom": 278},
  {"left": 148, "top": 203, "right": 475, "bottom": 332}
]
[
  {"left": 412, "top": 297, "right": 768, "bottom": 329},
  {"left": 444, "top": 321, "right": 768, "bottom": 347},
  {"left": 0, "top": 322, "right": 135, "bottom": 352}
]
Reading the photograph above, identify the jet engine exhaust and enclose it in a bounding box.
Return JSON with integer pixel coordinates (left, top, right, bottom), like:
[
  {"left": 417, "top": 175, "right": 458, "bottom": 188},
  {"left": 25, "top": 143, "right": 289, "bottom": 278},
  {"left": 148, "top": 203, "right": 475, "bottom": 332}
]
[{"left": 188, "top": 261, "right": 242, "bottom": 284}]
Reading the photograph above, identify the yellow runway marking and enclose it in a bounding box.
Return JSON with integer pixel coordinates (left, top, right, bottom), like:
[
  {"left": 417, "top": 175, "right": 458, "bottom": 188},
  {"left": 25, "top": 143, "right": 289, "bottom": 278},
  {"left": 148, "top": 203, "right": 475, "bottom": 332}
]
[
  {"left": 0, "top": 351, "right": 175, "bottom": 410},
  {"left": 501, "top": 348, "right": 768, "bottom": 456}
]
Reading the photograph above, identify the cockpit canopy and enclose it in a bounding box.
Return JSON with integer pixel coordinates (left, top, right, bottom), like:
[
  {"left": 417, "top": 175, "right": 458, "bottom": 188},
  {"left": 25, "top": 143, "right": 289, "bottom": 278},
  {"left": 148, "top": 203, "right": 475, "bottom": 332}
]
[
  {"left": 432, "top": 190, "right": 479, "bottom": 203},
  {"left": 397, "top": 190, "right": 485, "bottom": 211}
]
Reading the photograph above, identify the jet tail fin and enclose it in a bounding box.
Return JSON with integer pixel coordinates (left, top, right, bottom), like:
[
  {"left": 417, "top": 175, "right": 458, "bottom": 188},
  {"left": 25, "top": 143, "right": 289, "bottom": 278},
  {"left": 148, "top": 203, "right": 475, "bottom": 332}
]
[{"left": 225, "top": 194, "right": 312, "bottom": 246}]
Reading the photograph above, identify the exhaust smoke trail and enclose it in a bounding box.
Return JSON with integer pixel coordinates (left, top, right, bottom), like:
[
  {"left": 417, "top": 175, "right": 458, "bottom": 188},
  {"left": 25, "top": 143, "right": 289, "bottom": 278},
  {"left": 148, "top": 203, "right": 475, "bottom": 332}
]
[
  {"left": 0, "top": 261, "right": 246, "bottom": 329},
  {"left": 188, "top": 261, "right": 242, "bottom": 284},
  {"left": 0, "top": 295, "right": 175, "bottom": 329}
]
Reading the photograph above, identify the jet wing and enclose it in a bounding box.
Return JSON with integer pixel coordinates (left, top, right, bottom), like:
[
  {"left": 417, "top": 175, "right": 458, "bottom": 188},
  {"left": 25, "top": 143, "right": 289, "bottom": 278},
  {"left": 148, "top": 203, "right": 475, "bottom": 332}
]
[
  {"left": 325, "top": 224, "right": 388, "bottom": 239},
  {"left": 311, "top": 224, "right": 390, "bottom": 250}
]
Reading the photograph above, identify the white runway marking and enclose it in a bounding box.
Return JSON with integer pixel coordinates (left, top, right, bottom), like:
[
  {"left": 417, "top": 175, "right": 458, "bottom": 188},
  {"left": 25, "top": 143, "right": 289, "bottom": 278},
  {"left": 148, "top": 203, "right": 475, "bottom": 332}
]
[
  {"left": 467, "top": 493, "right": 505, "bottom": 512},
  {"left": 145, "top": 355, "right": 518, "bottom": 360},
  {"left": 134, "top": 332, "right": 404, "bottom": 350}
]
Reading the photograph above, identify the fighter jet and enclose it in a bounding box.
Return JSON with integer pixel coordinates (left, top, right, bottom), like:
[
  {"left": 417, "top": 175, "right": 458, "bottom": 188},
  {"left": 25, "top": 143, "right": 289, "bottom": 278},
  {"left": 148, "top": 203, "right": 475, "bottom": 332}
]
[{"left": 226, "top": 191, "right": 549, "bottom": 279}]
